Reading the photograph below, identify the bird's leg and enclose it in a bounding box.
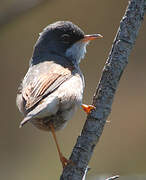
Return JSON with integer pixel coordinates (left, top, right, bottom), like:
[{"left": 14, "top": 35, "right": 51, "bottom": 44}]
[
  {"left": 81, "top": 104, "right": 95, "bottom": 114},
  {"left": 49, "top": 123, "right": 70, "bottom": 168}
]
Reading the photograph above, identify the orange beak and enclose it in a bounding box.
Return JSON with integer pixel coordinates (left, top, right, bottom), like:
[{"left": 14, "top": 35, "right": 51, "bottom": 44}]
[{"left": 82, "top": 34, "right": 103, "bottom": 42}]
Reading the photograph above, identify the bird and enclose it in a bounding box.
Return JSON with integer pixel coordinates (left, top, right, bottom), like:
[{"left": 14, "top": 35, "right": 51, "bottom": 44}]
[{"left": 16, "top": 21, "right": 103, "bottom": 168}]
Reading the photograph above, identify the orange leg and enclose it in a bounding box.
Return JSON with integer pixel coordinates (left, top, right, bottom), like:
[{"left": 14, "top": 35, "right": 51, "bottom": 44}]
[
  {"left": 81, "top": 104, "right": 95, "bottom": 114},
  {"left": 49, "top": 123, "right": 70, "bottom": 168}
]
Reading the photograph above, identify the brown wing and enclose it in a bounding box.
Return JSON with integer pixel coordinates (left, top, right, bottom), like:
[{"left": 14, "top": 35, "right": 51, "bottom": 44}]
[{"left": 21, "top": 61, "right": 73, "bottom": 112}]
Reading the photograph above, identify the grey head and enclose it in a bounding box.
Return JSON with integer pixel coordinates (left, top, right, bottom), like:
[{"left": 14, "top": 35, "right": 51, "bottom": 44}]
[{"left": 31, "top": 21, "right": 103, "bottom": 66}]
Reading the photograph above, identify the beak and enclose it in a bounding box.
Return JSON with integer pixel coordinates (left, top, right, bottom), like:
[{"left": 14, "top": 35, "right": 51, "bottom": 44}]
[{"left": 82, "top": 34, "right": 103, "bottom": 42}]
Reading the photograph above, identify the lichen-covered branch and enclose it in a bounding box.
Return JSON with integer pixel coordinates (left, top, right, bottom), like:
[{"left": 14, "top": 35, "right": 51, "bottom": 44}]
[{"left": 60, "top": 0, "right": 145, "bottom": 180}]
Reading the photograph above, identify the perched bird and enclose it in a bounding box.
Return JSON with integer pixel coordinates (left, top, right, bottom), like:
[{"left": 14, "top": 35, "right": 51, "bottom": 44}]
[{"left": 16, "top": 21, "right": 103, "bottom": 168}]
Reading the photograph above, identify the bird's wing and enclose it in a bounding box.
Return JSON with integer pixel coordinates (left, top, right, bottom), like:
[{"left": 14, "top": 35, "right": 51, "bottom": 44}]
[{"left": 21, "top": 61, "right": 73, "bottom": 112}]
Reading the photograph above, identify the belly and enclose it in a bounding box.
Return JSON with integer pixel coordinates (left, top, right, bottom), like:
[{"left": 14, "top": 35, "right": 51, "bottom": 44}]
[{"left": 31, "top": 105, "right": 77, "bottom": 132}]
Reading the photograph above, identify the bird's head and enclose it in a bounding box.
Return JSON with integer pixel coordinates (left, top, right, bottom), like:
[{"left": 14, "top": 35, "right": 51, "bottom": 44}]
[{"left": 32, "top": 21, "right": 103, "bottom": 66}]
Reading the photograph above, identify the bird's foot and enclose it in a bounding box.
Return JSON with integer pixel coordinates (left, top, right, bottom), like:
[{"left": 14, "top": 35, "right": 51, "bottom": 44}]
[
  {"left": 60, "top": 154, "right": 73, "bottom": 168},
  {"left": 81, "top": 104, "right": 95, "bottom": 114}
]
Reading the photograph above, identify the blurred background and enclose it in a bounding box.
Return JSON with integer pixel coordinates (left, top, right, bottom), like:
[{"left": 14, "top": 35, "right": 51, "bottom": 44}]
[{"left": 0, "top": 0, "right": 146, "bottom": 179}]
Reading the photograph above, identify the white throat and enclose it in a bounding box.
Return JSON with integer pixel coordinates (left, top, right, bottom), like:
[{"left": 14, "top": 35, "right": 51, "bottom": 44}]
[{"left": 65, "top": 41, "right": 89, "bottom": 64}]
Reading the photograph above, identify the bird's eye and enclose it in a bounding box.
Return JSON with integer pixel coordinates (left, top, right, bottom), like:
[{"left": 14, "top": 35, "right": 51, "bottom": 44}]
[{"left": 61, "top": 34, "right": 71, "bottom": 43}]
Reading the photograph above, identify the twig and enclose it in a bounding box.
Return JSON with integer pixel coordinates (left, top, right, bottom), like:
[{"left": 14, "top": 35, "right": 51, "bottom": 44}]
[
  {"left": 105, "top": 175, "right": 119, "bottom": 180},
  {"left": 60, "top": 0, "right": 145, "bottom": 180},
  {"left": 82, "top": 166, "right": 89, "bottom": 180}
]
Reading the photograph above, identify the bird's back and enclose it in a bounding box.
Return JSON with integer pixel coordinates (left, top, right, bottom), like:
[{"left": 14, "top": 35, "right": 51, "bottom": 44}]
[{"left": 16, "top": 60, "right": 84, "bottom": 131}]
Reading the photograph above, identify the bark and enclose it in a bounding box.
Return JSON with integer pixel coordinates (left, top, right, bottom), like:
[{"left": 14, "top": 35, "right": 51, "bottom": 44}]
[{"left": 60, "top": 0, "right": 145, "bottom": 179}]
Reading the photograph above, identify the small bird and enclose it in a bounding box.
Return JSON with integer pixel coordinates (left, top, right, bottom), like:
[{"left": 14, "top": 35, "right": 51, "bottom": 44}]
[{"left": 16, "top": 21, "right": 103, "bottom": 168}]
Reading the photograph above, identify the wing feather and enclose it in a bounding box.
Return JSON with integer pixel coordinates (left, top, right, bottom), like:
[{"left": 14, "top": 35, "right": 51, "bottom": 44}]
[{"left": 21, "top": 61, "right": 73, "bottom": 112}]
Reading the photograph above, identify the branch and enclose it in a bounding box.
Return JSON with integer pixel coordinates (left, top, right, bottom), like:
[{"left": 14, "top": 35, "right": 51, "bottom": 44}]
[
  {"left": 60, "top": 0, "right": 145, "bottom": 179},
  {"left": 105, "top": 175, "right": 119, "bottom": 180}
]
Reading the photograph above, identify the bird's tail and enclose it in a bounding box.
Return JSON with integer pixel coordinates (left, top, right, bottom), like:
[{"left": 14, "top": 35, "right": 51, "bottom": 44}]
[{"left": 19, "top": 116, "right": 32, "bottom": 128}]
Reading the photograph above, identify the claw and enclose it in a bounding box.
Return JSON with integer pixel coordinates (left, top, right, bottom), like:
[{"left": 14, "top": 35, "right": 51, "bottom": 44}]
[
  {"left": 81, "top": 104, "right": 95, "bottom": 114},
  {"left": 60, "top": 154, "right": 73, "bottom": 168}
]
